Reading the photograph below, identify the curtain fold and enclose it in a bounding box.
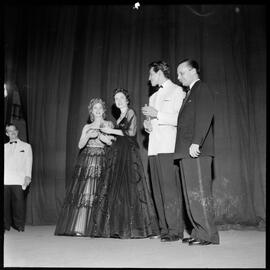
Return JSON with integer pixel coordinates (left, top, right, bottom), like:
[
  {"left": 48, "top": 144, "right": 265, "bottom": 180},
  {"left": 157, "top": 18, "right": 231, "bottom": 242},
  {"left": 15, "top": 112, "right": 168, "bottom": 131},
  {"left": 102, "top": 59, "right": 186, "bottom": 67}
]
[
  {"left": 4, "top": 5, "right": 265, "bottom": 228},
  {"left": 23, "top": 6, "right": 78, "bottom": 224}
]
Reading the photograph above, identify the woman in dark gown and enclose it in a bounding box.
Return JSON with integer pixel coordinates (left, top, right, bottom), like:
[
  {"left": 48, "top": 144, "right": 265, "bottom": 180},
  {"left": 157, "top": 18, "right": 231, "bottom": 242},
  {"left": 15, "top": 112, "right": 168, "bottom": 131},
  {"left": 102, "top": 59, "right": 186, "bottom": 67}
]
[
  {"left": 89, "top": 89, "right": 160, "bottom": 239},
  {"left": 54, "top": 98, "right": 115, "bottom": 236}
]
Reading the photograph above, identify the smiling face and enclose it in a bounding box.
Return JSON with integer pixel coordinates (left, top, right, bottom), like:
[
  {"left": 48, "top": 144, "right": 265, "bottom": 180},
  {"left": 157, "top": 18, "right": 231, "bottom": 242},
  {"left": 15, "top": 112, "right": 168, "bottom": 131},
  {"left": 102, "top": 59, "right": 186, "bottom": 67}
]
[
  {"left": 114, "top": 92, "right": 129, "bottom": 110},
  {"left": 92, "top": 102, "right": 104, "bottom": 119},
  {"left": 6, "top": 125, "right": 19, "bottom": 141}
]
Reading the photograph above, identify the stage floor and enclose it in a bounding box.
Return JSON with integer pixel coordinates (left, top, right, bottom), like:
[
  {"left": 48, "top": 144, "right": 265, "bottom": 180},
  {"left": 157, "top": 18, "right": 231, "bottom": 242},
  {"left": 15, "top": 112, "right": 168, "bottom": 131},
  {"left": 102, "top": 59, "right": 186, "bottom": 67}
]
[{"left": 4, "top": 225, "right": 265, "bottom": 268}]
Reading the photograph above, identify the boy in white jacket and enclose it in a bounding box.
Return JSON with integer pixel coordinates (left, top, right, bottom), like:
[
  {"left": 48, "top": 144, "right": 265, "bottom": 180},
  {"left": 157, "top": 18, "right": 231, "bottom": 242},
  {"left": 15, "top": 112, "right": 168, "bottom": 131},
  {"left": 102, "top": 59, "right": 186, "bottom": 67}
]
[{"left": 4, "top": 123, "right": 33, "bottom": 232}]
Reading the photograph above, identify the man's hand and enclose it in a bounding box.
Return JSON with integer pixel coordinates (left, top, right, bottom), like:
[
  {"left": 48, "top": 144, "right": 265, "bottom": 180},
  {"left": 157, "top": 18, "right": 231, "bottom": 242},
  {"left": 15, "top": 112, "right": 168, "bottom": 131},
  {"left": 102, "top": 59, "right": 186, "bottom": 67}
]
[
  {"left": 189, "top": 144, "right": 200, "bottom": 158},
  {"left": 22, "top": 176, "right": 31, "bottom": 190},
  {"left": 141, "top": 105, "right": 158, "bottom": 118},
  {"left": 143, "top": 119, "right": 153, "bottom": 133}
]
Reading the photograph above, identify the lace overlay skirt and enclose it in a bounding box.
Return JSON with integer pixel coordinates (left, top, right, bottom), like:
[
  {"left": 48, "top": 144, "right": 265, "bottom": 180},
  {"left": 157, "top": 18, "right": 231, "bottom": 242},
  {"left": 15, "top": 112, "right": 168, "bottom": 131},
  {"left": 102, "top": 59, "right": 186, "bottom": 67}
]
[
  {"left": 55, "top": 146, "right": 106, "bottom": 236},
  {"left": 89, "top": 136, "right": 160, "bottom": 238}
]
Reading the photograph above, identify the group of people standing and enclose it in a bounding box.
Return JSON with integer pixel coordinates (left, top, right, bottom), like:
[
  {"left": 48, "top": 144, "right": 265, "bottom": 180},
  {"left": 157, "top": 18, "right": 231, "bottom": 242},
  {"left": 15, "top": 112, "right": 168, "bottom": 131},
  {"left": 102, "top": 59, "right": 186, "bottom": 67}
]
[
  {"left": 3, "top": 57, "right": 219, "bottom": 246},
  {"left": 142, "top": 60, "right": 219, "bottom": 245},
  {"left": 54, "top": 58, "right": 220, "bottom": 246},
  {"left": 55, "top": 90, "right": 159, "bottom": 238}
]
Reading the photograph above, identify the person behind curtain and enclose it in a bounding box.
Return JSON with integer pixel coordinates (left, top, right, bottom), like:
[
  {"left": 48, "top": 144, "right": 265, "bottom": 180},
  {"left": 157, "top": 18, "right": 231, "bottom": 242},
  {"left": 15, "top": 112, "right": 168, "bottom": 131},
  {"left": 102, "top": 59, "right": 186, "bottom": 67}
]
[
  {"left": 54, "top": 98, "right": 115, "bottom": 236},
  {"left": 4, "top": 123, "right": 33, "bottom": 232},
  {"left": 141, "top": 61, "right": 186, "bottom": 242},
  {"left": 89, "top": 88, "right": 160, "bottom": 239},
  {"left": 174, "top": 59, "right": 220, "bottom": 245}
]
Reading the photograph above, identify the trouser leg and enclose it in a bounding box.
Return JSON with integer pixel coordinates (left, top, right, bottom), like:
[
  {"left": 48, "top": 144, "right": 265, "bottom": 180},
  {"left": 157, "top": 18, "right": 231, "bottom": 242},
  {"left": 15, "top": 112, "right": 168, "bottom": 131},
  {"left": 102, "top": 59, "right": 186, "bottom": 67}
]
[
  {"left": 149, "top": 156, "right": 167, "bottom": 236},
  {"left": 157, "top": 153, "right": 184, "bottom": 237},
  {"left": 179, "top": 157, "right": 219, "bottom": 244},
  {"left": 11, "top": 185, "right": 26, "bottom": 229},
  {"left": 4, "top": 186, "right": 12, "bottom": 230}
]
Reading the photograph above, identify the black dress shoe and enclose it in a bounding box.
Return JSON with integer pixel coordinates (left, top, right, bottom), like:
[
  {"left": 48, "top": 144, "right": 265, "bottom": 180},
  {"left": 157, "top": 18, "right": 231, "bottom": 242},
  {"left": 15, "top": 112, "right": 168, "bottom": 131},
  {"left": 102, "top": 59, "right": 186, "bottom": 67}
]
[
  {"left": 14, "top": 226, "right": 24, "bottom": 232},
  {"left": 161, "top": 235, "right": 180, "bottom": 242},
  {"left": 182, "top": 237, "right": 196, "bottom": 243},
  {"left": 189, "top": 239, "right": 212, "bottom": 246}
]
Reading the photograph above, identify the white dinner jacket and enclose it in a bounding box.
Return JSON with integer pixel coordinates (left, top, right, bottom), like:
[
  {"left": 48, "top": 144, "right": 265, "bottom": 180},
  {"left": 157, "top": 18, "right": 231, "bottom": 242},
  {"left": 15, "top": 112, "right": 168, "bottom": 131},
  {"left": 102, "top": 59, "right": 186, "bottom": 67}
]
[
  {"left": 147, "top": 79, "right": 185, "bottom": 156},
  {"left": 4, "top": 139, "right": 33, "bottom": 186}
]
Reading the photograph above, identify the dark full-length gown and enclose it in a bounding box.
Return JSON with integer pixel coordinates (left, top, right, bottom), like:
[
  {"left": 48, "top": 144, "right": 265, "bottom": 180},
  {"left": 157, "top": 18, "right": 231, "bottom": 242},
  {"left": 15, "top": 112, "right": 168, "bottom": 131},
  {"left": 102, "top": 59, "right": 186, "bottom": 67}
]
[
  {"left": 54, "top": 123, "right": 112, "bottom": 236},
  {"left": 89, "top": 109, "right": 160, "bottom": 238}
]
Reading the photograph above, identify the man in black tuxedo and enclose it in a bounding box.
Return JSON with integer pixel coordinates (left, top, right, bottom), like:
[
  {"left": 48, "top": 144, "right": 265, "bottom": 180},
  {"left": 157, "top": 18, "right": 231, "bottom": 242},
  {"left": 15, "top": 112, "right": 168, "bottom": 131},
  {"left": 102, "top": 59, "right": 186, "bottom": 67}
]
[{"left": 174, "top": 59, "right": 220, "bottom": 245}]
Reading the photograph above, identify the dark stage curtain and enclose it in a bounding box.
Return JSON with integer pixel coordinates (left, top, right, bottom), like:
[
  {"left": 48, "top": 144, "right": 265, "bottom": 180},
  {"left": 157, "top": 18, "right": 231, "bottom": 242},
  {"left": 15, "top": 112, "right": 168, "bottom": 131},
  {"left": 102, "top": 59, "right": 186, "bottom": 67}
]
[{"left": 4, "top": 5, "right": 265, "bottom": 229}]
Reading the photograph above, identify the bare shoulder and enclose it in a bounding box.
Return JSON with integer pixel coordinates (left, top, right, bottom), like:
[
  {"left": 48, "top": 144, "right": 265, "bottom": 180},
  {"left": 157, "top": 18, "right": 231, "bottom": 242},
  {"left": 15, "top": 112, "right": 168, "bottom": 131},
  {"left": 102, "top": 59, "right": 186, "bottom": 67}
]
[
  {"left": 82, "top": 124, "right": 91, "bottom": 130},
  {"left": 127, "top": 108, "right": 136, "bottom": 117}
]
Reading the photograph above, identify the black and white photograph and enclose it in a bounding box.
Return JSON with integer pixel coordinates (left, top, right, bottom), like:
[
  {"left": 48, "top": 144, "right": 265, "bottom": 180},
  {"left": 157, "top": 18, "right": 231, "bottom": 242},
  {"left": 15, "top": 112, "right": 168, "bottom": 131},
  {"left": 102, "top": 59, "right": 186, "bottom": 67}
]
[{"left": 3, "top": 3, "right": 265, "bottom": 268}]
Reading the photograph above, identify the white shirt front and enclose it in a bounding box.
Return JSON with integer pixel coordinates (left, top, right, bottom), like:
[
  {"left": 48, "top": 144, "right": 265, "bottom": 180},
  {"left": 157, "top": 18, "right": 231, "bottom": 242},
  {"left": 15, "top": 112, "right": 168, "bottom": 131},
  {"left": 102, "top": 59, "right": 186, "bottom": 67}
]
[
  {"left": 4, "top": 139, "right": 33, "bottom": 186},
  {"left": 148, "top": 79, "right": 185, "bottom": 156}
]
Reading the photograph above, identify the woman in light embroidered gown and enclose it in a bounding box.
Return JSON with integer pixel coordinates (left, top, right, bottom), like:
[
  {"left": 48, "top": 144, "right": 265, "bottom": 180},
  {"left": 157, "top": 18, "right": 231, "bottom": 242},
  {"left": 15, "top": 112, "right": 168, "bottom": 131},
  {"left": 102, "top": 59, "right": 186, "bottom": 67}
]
[
  {"left": 55, "top": 98, "right": 115, "bottom": 236},
  {"left": 89, "top": 89, "right": 160, "bottom": 239}
]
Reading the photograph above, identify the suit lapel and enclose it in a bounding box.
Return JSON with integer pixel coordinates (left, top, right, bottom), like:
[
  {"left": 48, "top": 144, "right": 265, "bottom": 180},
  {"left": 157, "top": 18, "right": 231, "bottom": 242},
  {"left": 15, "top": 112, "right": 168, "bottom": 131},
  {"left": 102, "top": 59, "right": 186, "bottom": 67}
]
[{"left": 179, "top": 81, "right": 201, "bottom": 115}]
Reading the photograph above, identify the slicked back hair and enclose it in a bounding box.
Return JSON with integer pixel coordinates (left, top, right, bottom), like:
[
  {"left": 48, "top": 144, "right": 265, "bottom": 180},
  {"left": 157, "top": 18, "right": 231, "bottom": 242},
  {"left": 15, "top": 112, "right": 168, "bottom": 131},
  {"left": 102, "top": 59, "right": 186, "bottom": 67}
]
[
  {"left": 149, "top": 61, "right": 170, "bottom": 79},
  {"left": 179, "top": 59, "right": 200, "bottom": 75},
  {"left": 5, "top": 123, "right": 17, "bottom": 132}
]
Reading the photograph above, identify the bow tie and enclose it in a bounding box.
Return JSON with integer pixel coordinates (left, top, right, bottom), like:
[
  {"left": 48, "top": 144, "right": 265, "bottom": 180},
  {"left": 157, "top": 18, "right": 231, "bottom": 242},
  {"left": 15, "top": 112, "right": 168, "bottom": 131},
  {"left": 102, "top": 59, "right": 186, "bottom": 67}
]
[
  {"left": 158, "top": 85, "right": 163, "bottom": 89},
  {"left": 10, "top": 141, "right": 17, "bottom": 144},
  {"left": 185, "top": 86, "right": 191, "bottom": 92}
]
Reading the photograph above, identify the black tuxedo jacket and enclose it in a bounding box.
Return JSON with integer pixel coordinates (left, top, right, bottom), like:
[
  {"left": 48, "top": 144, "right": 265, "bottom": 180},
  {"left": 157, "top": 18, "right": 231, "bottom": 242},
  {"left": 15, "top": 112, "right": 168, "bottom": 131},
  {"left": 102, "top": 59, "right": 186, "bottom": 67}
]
[{"left": 174, "top": 80, "right": 214, "bottom": 159}]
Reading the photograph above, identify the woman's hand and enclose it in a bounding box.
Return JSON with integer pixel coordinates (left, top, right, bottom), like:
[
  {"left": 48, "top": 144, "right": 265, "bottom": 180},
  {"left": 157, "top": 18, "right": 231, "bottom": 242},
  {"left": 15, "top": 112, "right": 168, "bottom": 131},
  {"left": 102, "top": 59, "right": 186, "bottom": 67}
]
[
  {"left": 99, "top": 134, "right": 116, "bottom": 145},
  {"left": 86, "top": 129, "right": 99, "bottom": 138},
  {"left": 100, "top": 127, "right": 113, "bottom": 134}
]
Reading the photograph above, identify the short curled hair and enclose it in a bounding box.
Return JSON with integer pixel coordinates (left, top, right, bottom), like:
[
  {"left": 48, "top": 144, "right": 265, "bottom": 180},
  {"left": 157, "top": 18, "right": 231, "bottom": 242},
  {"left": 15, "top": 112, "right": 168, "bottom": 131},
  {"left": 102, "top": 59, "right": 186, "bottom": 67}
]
[
  {"left": 113, "top": 88, "right": 130, "bottom": 105},
  {"left": 149, "top": 61, "right": 170, "bottom": 79},
  {"left": 5, "top": 122, "right": 17, "bottom": 131},
  {"left": 87, "top": 98, "right": 107, "bottom": 122}
]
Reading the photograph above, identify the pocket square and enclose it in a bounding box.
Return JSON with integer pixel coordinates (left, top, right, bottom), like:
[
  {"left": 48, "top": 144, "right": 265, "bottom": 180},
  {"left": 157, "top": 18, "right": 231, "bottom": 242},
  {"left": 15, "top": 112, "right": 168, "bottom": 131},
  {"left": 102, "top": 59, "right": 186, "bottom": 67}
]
[{"left": 20, "top": 150, "right": 25, "bottom": 152}]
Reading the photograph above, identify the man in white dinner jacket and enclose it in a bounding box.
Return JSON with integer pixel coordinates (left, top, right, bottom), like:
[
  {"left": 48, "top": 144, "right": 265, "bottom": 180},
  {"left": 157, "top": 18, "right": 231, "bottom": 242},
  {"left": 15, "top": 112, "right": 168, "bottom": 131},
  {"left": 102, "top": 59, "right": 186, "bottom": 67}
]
[
  {"left": 142, "top": 61, "right": 186, "bottom": 242},
  {"left": 4, "top": 123, "right": 33, "bottom": 232}
]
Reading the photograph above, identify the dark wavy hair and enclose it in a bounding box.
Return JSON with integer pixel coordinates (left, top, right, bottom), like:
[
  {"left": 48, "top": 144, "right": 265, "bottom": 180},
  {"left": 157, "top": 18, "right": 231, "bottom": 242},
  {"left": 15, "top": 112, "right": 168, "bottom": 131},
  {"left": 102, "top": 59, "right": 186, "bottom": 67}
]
[
  {"left": 113, "top": 88, "right": 130, "bottom": 105},
  {"left": 87, "top": 98, "right": 106, "bottom": 122},
  {"left": 149, "top": 60, "right": 170, "bottom": 79}
]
